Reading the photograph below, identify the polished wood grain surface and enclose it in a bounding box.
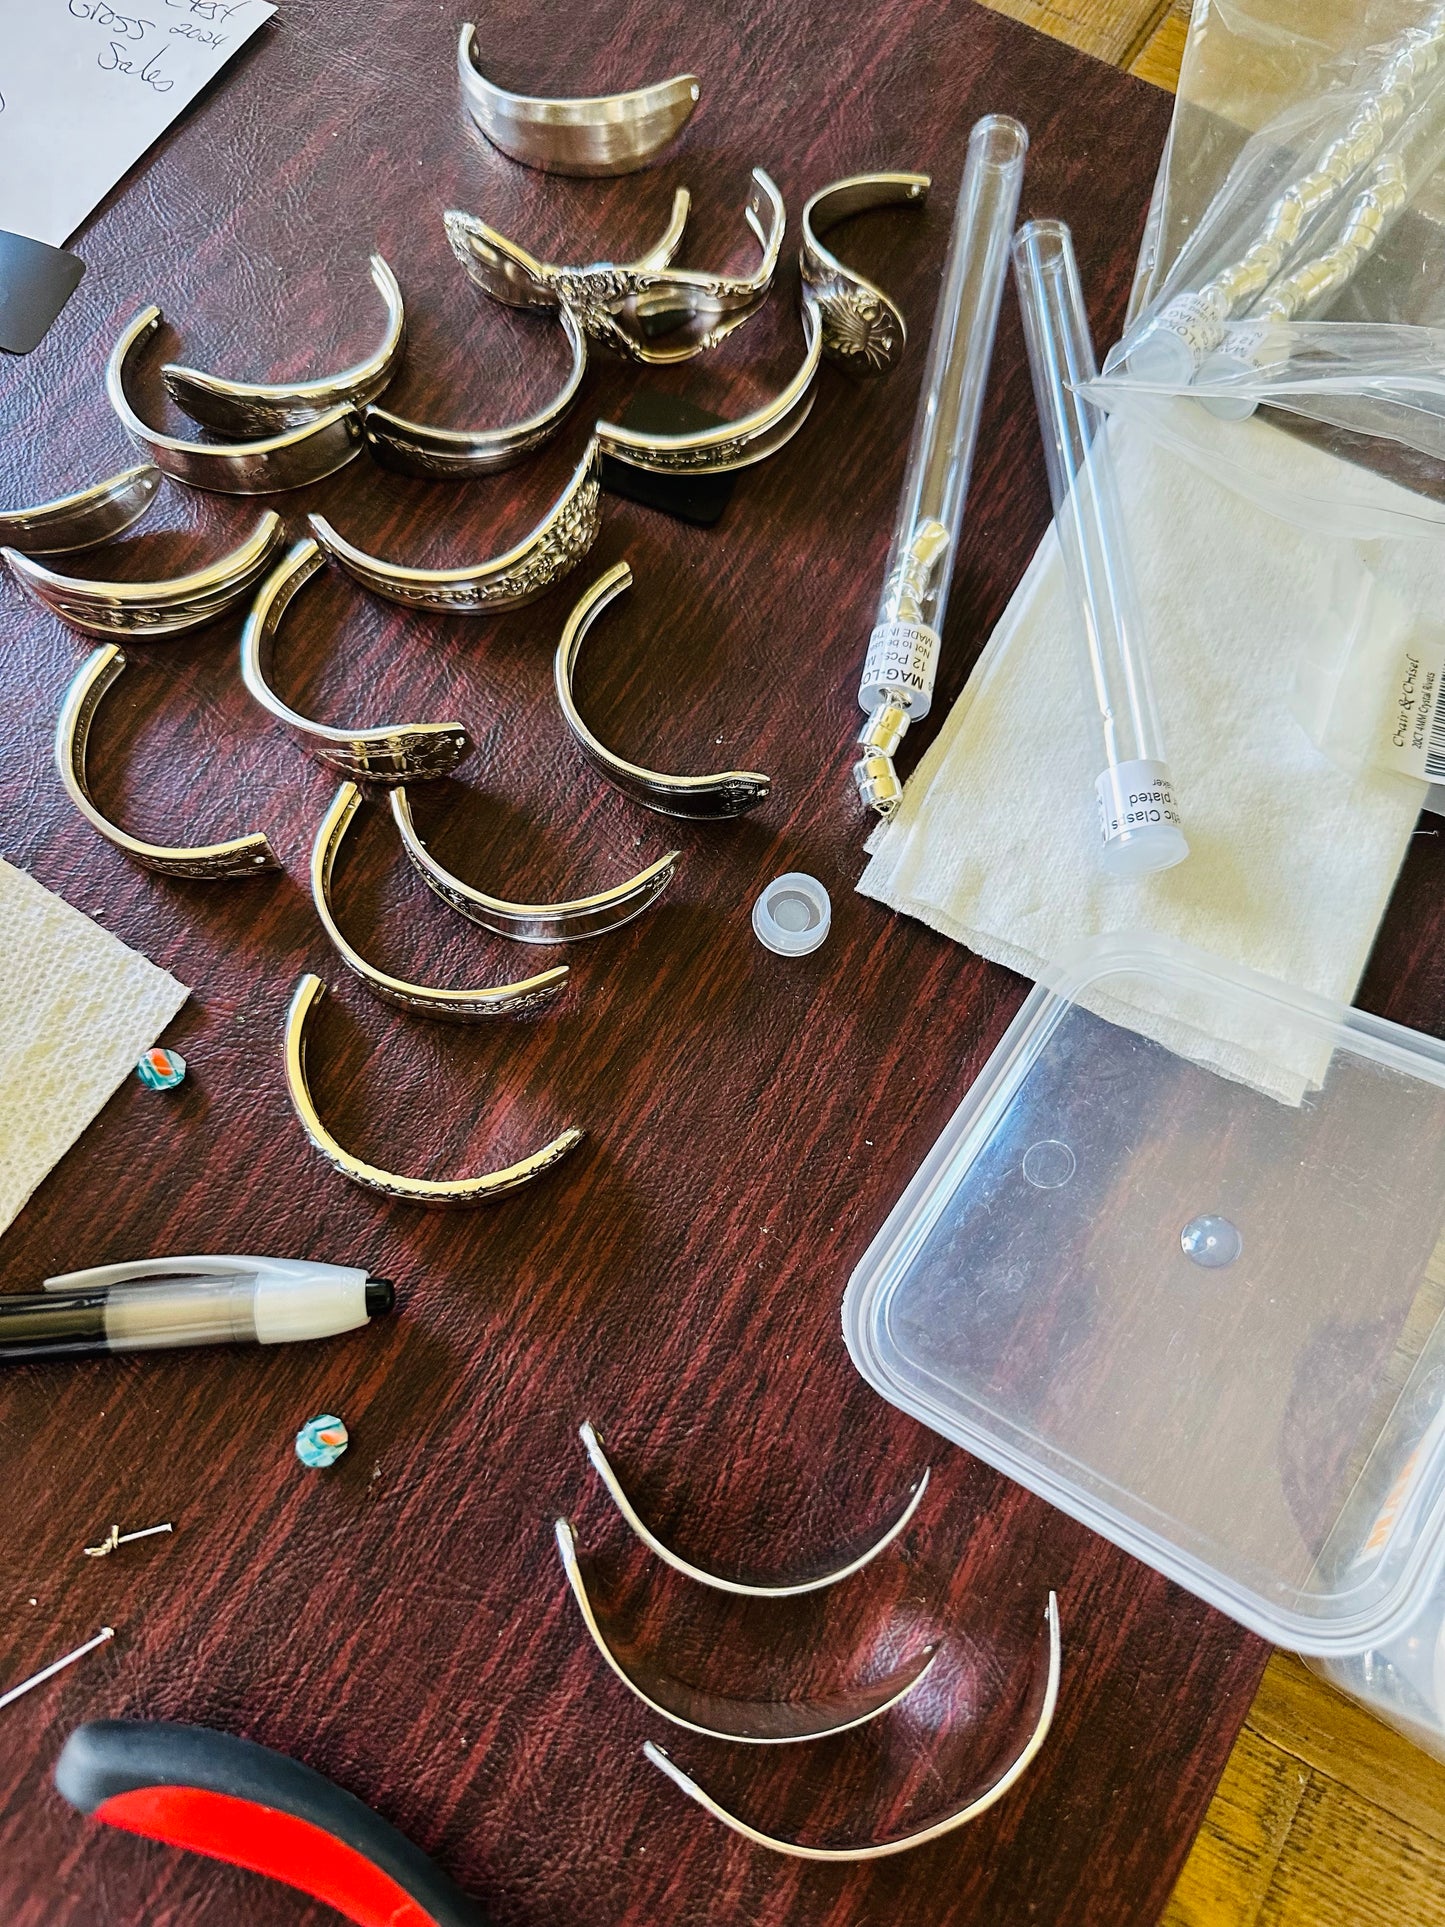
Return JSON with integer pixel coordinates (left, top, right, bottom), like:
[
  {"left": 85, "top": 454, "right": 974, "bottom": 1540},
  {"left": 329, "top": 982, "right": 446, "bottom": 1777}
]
[
  {"left": 0, "top": 1, "right": 1292, "bottom": 1921},
  {"left": 1165, "top": 1655, "right": 1445, "bottom": 1927}
]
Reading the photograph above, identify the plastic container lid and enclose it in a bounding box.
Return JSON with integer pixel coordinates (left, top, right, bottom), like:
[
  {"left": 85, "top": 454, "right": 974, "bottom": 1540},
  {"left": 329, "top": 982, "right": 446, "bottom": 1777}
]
[{"left": 844, "top": 931, "right": 1445, "bottom": 1656}]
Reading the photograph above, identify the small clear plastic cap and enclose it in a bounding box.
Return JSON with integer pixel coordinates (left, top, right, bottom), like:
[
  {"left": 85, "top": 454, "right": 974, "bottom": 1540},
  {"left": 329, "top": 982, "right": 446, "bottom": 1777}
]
[
  {"left": 1195, "top": 349, "right": 1261, "bottom": 420},
  {"left": 1124, "top": 325, "right": 1198, "bottom": 387},
  {"left": 752, "top": 873, "right": 831, "bottom": 956},
  {"left": 1102, "top": 821, "right": 1190, "bottom": 877}
]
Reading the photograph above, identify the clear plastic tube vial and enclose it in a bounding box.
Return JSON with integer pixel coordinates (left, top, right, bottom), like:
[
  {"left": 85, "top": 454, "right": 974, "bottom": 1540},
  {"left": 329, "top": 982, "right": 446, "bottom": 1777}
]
[
  {"left": 855, "top": 114, "right": 1028, "bottom": 817},
  {"left": 1012, "top": 219, "right": 1189, "bottom": 877}
]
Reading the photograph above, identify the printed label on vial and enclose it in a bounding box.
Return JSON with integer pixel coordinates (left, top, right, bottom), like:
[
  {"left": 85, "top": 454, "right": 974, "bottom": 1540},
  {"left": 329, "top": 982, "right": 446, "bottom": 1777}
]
[
  {"left": 1096, "top": 758, "right": 1181, "bottom": 845},
  {"left": 859, "top": 621, "right": 942, "bottom": 720},
  {"left": 1214, "top": 318, "right": 1289, "bottom": 380},
  {"left": 1380, "top": 638, "right": 1445, "bottom": 781},
  {"left": 1144, "top": 291, "right": 1220, "bottom": 369}
]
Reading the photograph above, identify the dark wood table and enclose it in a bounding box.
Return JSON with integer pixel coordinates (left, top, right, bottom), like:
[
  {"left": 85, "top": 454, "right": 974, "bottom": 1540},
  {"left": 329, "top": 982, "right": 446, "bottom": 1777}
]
[{"left": 0, "top": 1, "right": 1364, "bottom": 1919}]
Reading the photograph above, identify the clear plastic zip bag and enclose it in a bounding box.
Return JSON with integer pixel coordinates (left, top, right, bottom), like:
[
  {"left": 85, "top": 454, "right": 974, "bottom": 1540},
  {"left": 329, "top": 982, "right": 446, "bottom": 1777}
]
[{"left": 1095, "top": 0, "right": 1445, "bottom": 470}]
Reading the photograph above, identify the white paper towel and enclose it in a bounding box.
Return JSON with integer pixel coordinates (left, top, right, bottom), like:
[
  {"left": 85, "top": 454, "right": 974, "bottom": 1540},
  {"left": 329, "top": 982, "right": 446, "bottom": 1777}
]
[
  {"left": 859, "top": 407, "right": 1439, "bottom": 1103},
  {"left": 0, "top": 860, "right": 188, "bottom": 1234}
]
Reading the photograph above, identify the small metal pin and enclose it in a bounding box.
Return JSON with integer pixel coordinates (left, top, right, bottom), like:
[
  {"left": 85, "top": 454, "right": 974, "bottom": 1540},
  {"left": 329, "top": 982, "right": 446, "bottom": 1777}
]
[
  {"left": 0, "top": 1627, "right": 115, "bottom": 1713},
  {"left": 83, "top": 1522, "right": 173, "bottom": 1559}
]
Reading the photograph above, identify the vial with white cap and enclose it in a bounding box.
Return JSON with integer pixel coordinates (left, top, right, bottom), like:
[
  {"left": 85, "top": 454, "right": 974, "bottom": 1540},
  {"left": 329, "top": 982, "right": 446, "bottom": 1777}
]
[
  {"left": 1013, "top": 219, "right": 1189, "bottom": 879},
  {"left": 854, "top": 114, "right": 1028, "bottom": 818},
  {"left": 752, "top": 873, "right": 831, "bottom": 957}
]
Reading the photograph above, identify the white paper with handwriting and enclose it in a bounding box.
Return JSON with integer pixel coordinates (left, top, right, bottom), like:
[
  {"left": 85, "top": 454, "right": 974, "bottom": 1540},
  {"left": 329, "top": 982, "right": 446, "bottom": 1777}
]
[{"left": 0, "top": 0, "right": 276, "bottom": 247}]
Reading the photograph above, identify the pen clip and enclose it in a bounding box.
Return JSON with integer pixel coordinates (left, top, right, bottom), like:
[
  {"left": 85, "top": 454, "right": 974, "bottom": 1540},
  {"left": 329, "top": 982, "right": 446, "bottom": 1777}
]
[{"left": 41, "top": 1256, "right": 362, "bottom": 1293}]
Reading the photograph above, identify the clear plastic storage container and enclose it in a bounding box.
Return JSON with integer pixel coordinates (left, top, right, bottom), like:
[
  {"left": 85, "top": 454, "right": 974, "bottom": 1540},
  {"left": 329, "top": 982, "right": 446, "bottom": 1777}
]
[{"left": 844, "top": 932, "right": 1445, "bottom": 1753}]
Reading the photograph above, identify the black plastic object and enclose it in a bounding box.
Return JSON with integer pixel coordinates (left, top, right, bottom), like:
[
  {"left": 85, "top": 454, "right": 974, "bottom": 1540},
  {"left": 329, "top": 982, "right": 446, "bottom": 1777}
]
[
  {"left": 599, "top": 392, "right": 738, "bottom": 526},
  {"left": 55, "top": 1721, "right": 491, "bottom": 1927},
  {"left": 0, "top": 231, "right": 86, "bottom": 354}
]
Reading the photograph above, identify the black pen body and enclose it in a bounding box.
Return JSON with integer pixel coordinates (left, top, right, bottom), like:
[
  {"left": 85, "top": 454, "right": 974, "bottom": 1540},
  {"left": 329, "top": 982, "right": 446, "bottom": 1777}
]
[{"left": 0, "top": 1291, "right": 108, "bottom": 1360}]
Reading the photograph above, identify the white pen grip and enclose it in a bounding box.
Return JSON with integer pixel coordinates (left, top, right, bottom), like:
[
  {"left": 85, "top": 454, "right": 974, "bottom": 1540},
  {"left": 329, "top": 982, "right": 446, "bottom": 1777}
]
[{"left": 253, "top": 1271, "right": 369, "bottom": 1343}]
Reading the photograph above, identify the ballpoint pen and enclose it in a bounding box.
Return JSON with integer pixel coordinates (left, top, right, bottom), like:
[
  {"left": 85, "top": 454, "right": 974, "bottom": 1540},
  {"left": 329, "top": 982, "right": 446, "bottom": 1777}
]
[{"left": 0, "top": 1255, "right": 394, "bottom": 1363}]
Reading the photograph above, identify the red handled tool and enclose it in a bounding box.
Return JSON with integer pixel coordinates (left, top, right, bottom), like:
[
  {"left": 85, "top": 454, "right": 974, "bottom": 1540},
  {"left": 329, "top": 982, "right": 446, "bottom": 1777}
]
[{"left": 55, "top": 1720, "right": 490, "bottom": 1927}]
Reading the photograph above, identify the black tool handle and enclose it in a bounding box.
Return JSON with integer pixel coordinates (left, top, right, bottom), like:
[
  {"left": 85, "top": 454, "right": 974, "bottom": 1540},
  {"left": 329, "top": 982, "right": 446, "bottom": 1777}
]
[{"left": 55, "top": 1720, "right": 491, "bottom": 1927}]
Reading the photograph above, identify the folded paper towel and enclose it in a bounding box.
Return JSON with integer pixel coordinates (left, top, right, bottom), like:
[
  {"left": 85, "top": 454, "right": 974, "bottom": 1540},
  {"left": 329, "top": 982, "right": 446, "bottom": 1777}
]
[
  {"left": 0, "top": 860, "right": 188, "bottom": 1234},
  {"left": 859, "top": 405, "right": 1438, "bottom": 1103}
]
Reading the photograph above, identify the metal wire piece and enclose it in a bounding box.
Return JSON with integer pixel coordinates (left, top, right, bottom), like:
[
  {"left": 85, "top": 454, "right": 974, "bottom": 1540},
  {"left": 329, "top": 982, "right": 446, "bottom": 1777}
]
[
  {"left": 555, "top": 1519, "right": 937, "bottom": 1743},
  {"left": 0, "top": 464, "right": 162, "bottom": 555},
  {"left": 56, "top": 646, "right": 280, "bottom": 880},
  {"left": 446, "top": 172, "right": 783, "bottom": 364},
  {"left": 0, "top": 1629, "right": 115, "bottom": 1715},
  {"left": 107, "top": 308, "right": 364, "bottom": 495},
  {"left": 363, "top": 303, "right": 588, "bottom": 479},
  {"left": 597, "top": 297, "right": 822, "bottom": 475},
  {"left": 240, "top": 539, "right": 471, "bottom": 784},
  {"left": 457, "top": 24, "right": 699, "bottom": 177},
  {"left": 5, "top": 512, "right": 285, "bottom": 638},
  {"left": 160, "top": 257, "right": 406, "bottom": 437},
  {"left": 311, "top": 782, "right": 570, "bottom": 1021},
  {"left": 309, "top": 439, "right": 602, "bottom": 615},
  {"left": 554, "top": 563, "right": 770, "bottom": 819},
  {"left": 283, "top": 973, "right": 584, "bottom": 1205},
  {"left": 83, "top": 1523, "right": 173, "bottom": 1559},
  {"left": 645, "top": 1593, "right": 1062, "bottom": 1857},
  {"left": 578, "top": 1423, "right": 930, "bottom": 1597},
  {"left": 390, "top": 785, "right": 679, "bottom": 943},
  {"left": 800, "top": 172, "right": 930, "bottom": 376}
]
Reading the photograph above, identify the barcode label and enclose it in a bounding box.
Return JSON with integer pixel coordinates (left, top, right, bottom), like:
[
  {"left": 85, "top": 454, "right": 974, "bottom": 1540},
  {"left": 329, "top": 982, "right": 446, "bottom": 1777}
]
[{"left": 1381, "top": 639, "right": 1445, "bottom": 781}]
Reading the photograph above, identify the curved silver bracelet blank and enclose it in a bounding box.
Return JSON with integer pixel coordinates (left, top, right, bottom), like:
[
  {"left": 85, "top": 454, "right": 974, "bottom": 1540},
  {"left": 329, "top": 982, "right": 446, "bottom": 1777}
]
[
  {"left": 107, "top": 308, "right": 363, "bottom": 495},
  {"left": 800, "top": 172, "right": 930, "bottom": 376},
  {"left": 309, "top": 439, "right": 602, "bottom": 615},
  {"left": 241, "top": 539, "right": 471, "bottom": 783},
  {"left": 645, "top": 1593, "right": 1062, "bottom": 1858},
  {"left": 362, "top": 304, "right": 588, "bottom": 479},
  {"left": 389, "top": 786, "right": 679, "bottom": 943},
  {"left": 597, "top": 296, "right": 821, "bottom": 475},
  {"left": 553, "top": 169, "right": 783, "bottom": 364},
  {"left": 312, "top": 782, "right": 569, "bottom": 1021},
  {"left": 457, "top": 24, "right": 699, "bottom": 176},
  {"left": 556, "top": 1520, "right": 937, "bottom": 1744},
  {"left": 0, "top": 463, "right": 161, "bottom": 555},
  {"left": 5, "top": 512, "right": 285, "bottom": 639},
  {"left": 555, "top": 563, "right": 770, "bottom": 819},
  {"left": 445, "top": 189, "right": 690, "bottom": 315},
  {"left": 56, "top": 645, "right": 279, "bottom": 879},
  {"left": 578, "top": 1423, "right": 930, "bottom": 1598},
  {"left": 160, "top": 255, "right": 406, "bottom": 437},
  {"left": 284, "top": 974, "right": 584, "bottom": 1206},
  {"left": 446, "top": 172, "right": 782, "bottom": 364}
]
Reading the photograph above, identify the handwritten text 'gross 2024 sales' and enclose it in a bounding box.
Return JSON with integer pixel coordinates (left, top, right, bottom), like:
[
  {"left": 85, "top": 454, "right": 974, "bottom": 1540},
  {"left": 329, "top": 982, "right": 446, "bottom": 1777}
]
[{"left": 66, "top": 0, "right": 260, "bottom": 91}]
